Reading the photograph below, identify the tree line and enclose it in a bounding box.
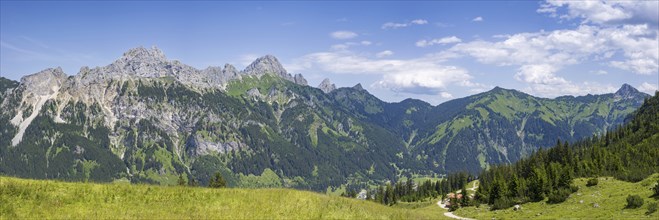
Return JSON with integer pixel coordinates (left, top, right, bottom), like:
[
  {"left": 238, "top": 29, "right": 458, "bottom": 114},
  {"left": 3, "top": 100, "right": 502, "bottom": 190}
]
[
  {"left": 473, "top": 92, "right": 659, "bottom": 210},
  {"left": 345, "top": 172, "right": 474, "bottom": 206}
]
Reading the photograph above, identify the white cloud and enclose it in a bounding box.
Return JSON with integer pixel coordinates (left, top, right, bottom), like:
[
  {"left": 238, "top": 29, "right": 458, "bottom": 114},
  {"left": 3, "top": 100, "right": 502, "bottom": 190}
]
[
  {"left": 441, "top": 4, "right": 658, "bottom": 97},
  {"left": 638, "top": 82, "right": 658, "bottom": 94},
  {"left": 439, "top": 92, "right": 454, "bottom": 99},
  {"left": 521, "top": 81, "right": 617, "bottom": 97},
  {"left": 290, "top": 50, "right": 484, "bottom": 95},
  {"left": 330, "top": 31, "right": 358, "bottom": 39},
  {"left": 514, "top": 64, "right": 567, "bottom": 85},
  {"left": 330, "top": 41, "right": 372, "bottom": 51},
  {"left": 472, "top": 16, "right": 483, "bottom": 22},
  {"left": 538, "top": 0, "right": 659, "bottom": 25},
  {"left": 411, "top": 19, "right": 428, "bottom": 25},
  {"left": 330, "top": 44, "right": 349, "bottom": 51},
  {"left": 416, "top": 36, "right": 462, "bottom": 47},
  {"left": 382, "top": 19, "right": 428, "bottom": 29},
  {"left": 447, "top": 24, "right": 658, "bottom": 75},
  {"left": 593, "top": 70, "right": 608, "bottom": 75},
  {"left": 376, "top": 50, "right": 394, "bottom": 58}
]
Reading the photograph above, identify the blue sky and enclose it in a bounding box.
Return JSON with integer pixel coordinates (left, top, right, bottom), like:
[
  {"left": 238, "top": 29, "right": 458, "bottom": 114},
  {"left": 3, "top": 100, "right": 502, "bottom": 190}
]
[{"left": 1, "top": 1, "right": 657, "bottom": 104}]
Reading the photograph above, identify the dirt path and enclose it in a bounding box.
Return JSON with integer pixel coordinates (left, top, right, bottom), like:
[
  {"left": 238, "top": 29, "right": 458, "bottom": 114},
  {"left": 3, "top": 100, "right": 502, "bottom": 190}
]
[
  {"left": 437, "top": 199, "right": 475, "bottom": 220},
  {"left": 437, "top": 181, "right": 478, "bottom": 220}
]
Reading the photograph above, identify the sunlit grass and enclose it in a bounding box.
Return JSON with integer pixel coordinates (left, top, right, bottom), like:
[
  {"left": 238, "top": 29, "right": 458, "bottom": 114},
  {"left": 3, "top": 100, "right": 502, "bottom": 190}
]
[
  {"left": 454, "top": 174, "right": 659, "bottom": 219},
  {"left": 1, "top": 176, "right": 449, "bottom": 219}
]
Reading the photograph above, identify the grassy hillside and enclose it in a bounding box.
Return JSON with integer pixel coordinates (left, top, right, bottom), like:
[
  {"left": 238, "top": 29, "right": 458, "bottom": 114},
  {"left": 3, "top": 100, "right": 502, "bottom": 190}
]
[
  {"left": 0, "top": 176, "right": 448, "bottom": 219},
  {"left": 454, "top": 174, "right": 659, "bottom": 219}
]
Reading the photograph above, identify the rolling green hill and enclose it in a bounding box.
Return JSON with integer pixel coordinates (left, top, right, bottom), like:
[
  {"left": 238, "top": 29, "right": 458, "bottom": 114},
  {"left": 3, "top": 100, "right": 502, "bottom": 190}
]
[
  {"left": 0, "top": 176, "right": 448, "bottom": 219},
  {"left": 451, "top": 91, "right": 659, "bottom": 218}
]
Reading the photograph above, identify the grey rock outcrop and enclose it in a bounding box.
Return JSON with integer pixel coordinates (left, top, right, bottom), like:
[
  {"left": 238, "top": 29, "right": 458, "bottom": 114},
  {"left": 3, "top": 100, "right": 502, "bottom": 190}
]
[
  {"left": 247, "top": 88, "right": 262, "bottom": 98},
  {"left": 186, "top": 134, "right": 244, "bottom": 156},
  {"left": 243, "top": 55, "right": 288, "bottom": 78},
  {"left": 294, "top": 73, "right": 307, "bottom": 86},
  {"left": 318, "top": 78, "right": 336, "bottom": 93},
  {"left": 353, "top": 83, "right": 364, "bottom": 91},
  {"left": 19, "top": 67, "right": 67, "bottom": 96}
]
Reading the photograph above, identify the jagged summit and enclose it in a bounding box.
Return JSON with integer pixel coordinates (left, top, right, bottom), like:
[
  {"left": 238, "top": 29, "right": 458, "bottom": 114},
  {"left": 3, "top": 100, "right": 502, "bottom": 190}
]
[
  {"left": 20, "top": 67, "right": 67, "bottom": 96},
  {"left": 243, "top": 55, "right": 288, "bottom": 77},
  {"left": 352, "top": 83, "right": 365, "bottom": 91},
  {"left": 119, "top": 46, "right": 167, "bottom": 63},
  {"left": 615, "top": 83, "right": 640, "bottom": 96},
  {"left": 318, "top": 78, "right": 336, "bottom": 93}
]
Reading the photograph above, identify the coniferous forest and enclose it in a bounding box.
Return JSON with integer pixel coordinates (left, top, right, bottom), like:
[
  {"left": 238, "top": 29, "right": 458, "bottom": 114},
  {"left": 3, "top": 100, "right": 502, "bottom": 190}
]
[{"left": 472, "top": 91, "right": 659, "bottom": 210}]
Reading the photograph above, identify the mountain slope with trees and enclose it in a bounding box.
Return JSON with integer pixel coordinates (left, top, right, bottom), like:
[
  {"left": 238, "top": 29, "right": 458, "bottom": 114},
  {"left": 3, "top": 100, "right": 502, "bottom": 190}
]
[
  {"left": 473, "top": 91, "right": 659, "bottom": 210},
  {"left": 0, "top": 47, "right": 650, "bottom": 191}
]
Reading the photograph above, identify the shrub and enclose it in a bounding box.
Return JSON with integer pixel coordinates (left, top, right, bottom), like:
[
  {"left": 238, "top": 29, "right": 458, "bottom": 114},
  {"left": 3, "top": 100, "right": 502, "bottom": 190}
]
[
  {"left": 491, "top": 197, "right": 514, "bottom": 211},
  {"left": 652, "top": 181, "right": 659, "bottom": 197},
  {"left": 626, "top": 195, "right": 644, "bottom": 209},
  {"left": 646, "top": 202, "right": 657, "bottom": 215},
  {"left": 586, "top": 178, "right": 598, "bottom": 187},
  {"left": 570, "top": 184, "right": 579, "bottom": 193},
  {"left": 547, "top": 188, "right": 571, "bottom": 204}
]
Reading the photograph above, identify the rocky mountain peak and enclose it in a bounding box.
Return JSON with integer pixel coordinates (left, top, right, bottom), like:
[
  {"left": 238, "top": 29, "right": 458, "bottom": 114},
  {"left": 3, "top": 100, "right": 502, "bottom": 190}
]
[
  {"left": 120, "top": 46, "right": 167, "bottom": 63},
  {"left": 243, "top": 55, "right": 287, "bottom": 77},
  {"left": 20, "top": 67, "right": 67, "bottom": 96},
  {"left": 318, "top": 78, "right": 336, "bottom": 93},
  {"left": 224, "top": 64, "right": 238, "bottom": 74},
  {"left": 615, "top": 83, "right": 640, "bottom": 97},
  {"left": 352, "top": 83, "right": 364, "bottom": 91},
  {"left": 294, "top": 74, "right": 307, "bottom": 86}
]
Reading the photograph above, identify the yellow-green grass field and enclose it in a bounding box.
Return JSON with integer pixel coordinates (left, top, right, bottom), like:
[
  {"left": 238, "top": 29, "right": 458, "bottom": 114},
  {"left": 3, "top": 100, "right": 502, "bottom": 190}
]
[
  {"left": 0, "top": 176, "right": 449, "bottom": 219},
  {"left": 454, "top": 174, "right": 659, "bottom": 219}
]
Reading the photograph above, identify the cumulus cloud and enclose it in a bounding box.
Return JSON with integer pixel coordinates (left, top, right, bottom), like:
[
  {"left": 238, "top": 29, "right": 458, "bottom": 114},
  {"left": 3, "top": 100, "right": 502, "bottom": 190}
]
[
  {"left": 330, "top": 31, "right": 358, "bottom": 39},
  {"left": 538, "top": 0, "right": 659, "bottom": 25},
  {"left": 439, "top": 92, "right": 454, "bottom": 99},
  {"left": 416, "top": 36, "right": 462, "bottom": 47},
  {"left": 446, "top": 24, "right": 658, "bottom": 75},
  {"left": 521, "top": 81, "right": 618, "bottom": 97},
  {"left": 472, "top": 16, "right": 483, "bottom": 22},
  {"left": 514, "top": 64, "right": 567, "bottom": 85},
  {"left": 330, "top": 41, "right": 372, "bottom": 51},
  {"left": 382, "top": 19, "right": 428, "bottom": 29},
  {"left": 441, "top": 3, "right": 658, "bottom": 97},
  {"left": 376, "top": 50, "right": 394, "bottom": 58},
  {"left": 290, "top": 50, "right": 484, "bottom": 95},
  {"left": 638, "top": 82, "right": 658, "bottom": 94}
]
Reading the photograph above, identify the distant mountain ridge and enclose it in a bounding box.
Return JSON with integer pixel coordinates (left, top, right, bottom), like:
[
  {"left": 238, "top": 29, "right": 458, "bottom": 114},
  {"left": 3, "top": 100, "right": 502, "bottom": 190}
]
[{"left": 0, "top": 46, "right": 650, "bottom": 190}]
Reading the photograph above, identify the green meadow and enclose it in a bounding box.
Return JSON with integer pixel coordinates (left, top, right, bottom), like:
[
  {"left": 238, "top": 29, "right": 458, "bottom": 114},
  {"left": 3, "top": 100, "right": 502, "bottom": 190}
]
[
  {"left": 0, "top": 176, "right": 449, "bottom": 219},
  {"left": 454, "top": 174, "right": 659, "bottom": 219}
]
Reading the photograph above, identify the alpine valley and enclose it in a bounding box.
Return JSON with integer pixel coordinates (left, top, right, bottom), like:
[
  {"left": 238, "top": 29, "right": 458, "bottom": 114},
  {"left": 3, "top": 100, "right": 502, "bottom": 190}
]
[{"left": 0, "top": 47, "right": 650, "bottom": 191}]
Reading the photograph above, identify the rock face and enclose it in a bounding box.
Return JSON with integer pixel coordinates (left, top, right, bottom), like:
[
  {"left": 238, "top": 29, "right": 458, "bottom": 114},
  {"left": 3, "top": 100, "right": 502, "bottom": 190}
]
[
  {"left": 20, "top": 67, "right": 67, "bottom": 96},
  {"left": 294, "top": 74, "right": 307, "bottom": 86},
  {"left": 614, "top": 83, "right": 647, "bottom": 104},
  {"left": 318, "top": 78, "right": 336, "bottom": 93},
  {"left": 352, "top": 83, "right": 364, "bottom": 91},
  {"left": 10, "top": 67, "right": 67, "bottom": 146},
  {"left": 243, "top": 55, "right": 288, "bottom": 78},
  {"left": 186, "top": 134, "right": 244, "bottom": 156},
  {"left": 242, "top": 55, "right": 308, "bottom": 86}
]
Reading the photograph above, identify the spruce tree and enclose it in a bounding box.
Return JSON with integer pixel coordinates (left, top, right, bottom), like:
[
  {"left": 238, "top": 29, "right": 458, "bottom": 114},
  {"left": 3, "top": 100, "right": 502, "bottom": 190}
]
[
  {"left": 209, "top": 171, "right": 227, "bottom": 188},
  {"left": 177, "top": 174, "right": 186, "bottom": 186}
]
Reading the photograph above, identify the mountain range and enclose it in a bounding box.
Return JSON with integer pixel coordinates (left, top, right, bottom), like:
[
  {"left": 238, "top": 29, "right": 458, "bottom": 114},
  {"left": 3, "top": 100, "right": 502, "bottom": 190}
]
[{"left": 0, "top": 46, "right": 650, "bottom": 191}]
